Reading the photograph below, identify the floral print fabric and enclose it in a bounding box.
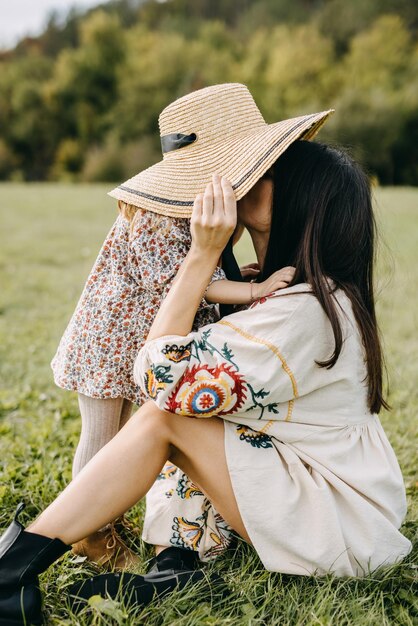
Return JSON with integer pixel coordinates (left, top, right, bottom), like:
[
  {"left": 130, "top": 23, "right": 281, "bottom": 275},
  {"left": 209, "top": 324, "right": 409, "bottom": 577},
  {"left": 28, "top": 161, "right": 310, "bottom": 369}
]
[
  {"left": 51, "top": 211, "right": 225, "bottom": 405},
  {"left": 142, "top": 462, "right": 235, "bottom": 561}
]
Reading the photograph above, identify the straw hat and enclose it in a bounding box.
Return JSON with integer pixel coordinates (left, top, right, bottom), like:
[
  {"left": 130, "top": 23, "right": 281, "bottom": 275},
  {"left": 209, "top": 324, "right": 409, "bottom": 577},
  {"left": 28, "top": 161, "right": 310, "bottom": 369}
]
[{"left": 108, "top": 83, "right": 334, "bottom": 218}]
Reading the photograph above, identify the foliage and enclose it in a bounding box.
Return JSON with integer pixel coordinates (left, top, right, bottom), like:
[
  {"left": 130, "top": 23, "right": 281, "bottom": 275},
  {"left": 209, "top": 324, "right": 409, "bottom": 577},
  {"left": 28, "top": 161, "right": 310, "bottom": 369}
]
[
  {"left": 80, "top": 135, "right": 160, "bottom": 182},
  {"left": 0, "top": 183, "right": 416, "bottom": 623},
  {"left": 0, "top": 0, "right": 417, "bottom": 183}
]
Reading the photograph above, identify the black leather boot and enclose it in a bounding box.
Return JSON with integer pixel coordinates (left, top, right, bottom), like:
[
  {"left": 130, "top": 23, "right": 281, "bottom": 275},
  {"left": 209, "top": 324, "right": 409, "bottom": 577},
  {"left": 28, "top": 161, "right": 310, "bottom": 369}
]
[
  {"left": 68, "top": 547, "right": 227, "bottom": 612},
  {"left": 146, "top": 546, "right": 200, "bottom": 576},
  {"left": 0, "top": 503, "right": 71, "bottom": 626}
]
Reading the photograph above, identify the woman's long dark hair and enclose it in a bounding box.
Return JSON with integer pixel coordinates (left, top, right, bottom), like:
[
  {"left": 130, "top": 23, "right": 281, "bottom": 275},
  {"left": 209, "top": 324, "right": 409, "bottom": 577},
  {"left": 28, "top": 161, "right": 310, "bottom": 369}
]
[{"left": 260, "top": 140, "right": 388, "bottom": 414}]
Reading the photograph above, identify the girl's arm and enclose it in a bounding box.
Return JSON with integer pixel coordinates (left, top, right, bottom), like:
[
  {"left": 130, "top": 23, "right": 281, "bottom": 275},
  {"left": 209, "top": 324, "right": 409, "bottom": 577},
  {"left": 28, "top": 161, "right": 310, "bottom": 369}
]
[
  {"left": 146, "top": 174, "right": 236, "bottom": 342},
  {"left": 205, "top": 266, "right": 296, "bottom": 306}
]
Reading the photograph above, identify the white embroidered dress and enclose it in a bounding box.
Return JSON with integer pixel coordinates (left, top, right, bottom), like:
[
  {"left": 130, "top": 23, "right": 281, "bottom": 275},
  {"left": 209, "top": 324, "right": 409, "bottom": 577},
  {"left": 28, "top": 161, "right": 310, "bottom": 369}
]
[{"left": 134, "top": 283, "right": 412, "bottom": 576}]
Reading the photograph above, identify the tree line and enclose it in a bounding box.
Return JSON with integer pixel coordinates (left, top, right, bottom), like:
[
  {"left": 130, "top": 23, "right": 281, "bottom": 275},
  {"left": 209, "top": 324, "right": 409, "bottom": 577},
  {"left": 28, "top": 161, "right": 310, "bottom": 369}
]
[{"left": 0, "top": 0, "right": 417, "bottom": 184}]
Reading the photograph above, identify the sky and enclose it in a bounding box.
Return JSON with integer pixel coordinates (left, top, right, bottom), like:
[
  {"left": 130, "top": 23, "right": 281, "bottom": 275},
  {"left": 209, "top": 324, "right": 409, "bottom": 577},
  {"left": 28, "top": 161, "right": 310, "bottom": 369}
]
[{"left": 0, "top": 0, "right": 106, "bottom": 49}]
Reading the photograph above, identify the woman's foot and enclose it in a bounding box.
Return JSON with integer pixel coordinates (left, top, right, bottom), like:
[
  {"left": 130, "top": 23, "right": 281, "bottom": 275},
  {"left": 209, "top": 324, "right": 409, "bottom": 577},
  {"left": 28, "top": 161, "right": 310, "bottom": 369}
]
[
  {"left": 146, "top": 546, "right": 200, "bottom": 576},
  {"left": 68, "top": 568, "right": 227, "bottom": 613},
  {"left": 68, "top": 544, "right": 227, "bottom": 612},
  {"left": 0, "top": 503, "right": 70, "bottom": 626},
  {"left": 72, "top": 517, "right": 140, "bottom": 571}
]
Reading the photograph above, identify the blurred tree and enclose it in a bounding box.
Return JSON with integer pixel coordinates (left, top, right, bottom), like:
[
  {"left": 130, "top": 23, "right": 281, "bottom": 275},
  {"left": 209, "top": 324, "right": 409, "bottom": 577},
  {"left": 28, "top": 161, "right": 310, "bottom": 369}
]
[
  {"left": 0, "top": 0, "right": 417, "bottom": 183},
  {"left": 325, "top": 15, "right": 418, "bottom": 183},
  {"left": 0, "top": 140, "right": 17, "bottom": 180},
  {"left": 344, "top": 15, "right": 412, "bottom": 90},
  {"left": 0, "top": 56, "right": 54, "bottom": 179},
  {"left": 316, "top": 0, "right": 417, "bottom": 54},
  {"left": 262, "top": 24, "right": 335, "bottom": 119},
  {"left": 392, "top": 110, "right": 418, "bottom": 185},
  {"left": 138, "top": 0, "right": 254, "bottom": 28},
  {"left": 114, "top": 21, "right": 238, "bottom": 141},
  {"left": 237, "top": 0, "right": 317, "bottom": 35},
  {"left": 52, "top": 139, "right": 84, "bottom": 180},
  {"left": 324, "top": 90, "right": 405, "bottom": 182},
  {"left": 46, "top": 11, "right": 125, "bottom": 149},
  {"left": 81, "top": 135, "right": 160, "bottom": 182}
]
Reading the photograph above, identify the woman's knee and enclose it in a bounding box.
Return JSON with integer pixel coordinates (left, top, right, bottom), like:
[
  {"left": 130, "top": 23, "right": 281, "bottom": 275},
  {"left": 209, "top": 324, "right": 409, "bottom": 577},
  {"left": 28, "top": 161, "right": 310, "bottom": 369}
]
[{"left": 128, "top": 401, "right": 174, "bottom": 439}]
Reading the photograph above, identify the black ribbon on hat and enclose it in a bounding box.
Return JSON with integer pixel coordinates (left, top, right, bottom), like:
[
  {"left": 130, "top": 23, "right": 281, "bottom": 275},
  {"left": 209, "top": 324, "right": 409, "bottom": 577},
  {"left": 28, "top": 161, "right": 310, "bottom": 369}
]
[
  {"left": 161, "top": 132, "right": 197, "bottom": 154},
  {"left": 220, "top": 235, "right": 244, "bottom": 318}
]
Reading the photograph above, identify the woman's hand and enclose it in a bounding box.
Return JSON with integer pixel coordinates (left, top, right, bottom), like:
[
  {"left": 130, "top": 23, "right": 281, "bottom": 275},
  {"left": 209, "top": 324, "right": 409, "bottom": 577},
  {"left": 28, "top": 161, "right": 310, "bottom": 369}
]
[
  {"left": 146, "top": 175, "right": 236, "bottom": 341},
  {"left": 190, "top": 174, "right": 237, "bottom": 257},
  {"left": 253, "top": 266, "right": 296, "bottom": 299}
]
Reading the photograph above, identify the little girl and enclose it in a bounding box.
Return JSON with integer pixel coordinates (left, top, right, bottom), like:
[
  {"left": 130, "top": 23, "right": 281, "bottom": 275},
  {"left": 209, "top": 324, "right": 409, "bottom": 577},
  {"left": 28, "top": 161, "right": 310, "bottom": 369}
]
[{"left": 51, "top": 197, "right": 288, "bottom": 568}]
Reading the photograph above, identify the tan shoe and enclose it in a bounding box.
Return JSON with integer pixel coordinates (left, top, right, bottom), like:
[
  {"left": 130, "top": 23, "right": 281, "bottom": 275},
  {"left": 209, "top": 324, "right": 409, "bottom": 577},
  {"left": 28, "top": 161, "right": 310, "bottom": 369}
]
[{"left": 72, "top": 518, "right": 141, "bottom": 571}]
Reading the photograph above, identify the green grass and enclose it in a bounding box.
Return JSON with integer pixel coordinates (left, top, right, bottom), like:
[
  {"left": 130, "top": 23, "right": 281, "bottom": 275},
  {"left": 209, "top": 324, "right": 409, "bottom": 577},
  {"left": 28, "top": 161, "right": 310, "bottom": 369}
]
[{"left": 0, "top": 183, "right": 417, "bottom": 625}]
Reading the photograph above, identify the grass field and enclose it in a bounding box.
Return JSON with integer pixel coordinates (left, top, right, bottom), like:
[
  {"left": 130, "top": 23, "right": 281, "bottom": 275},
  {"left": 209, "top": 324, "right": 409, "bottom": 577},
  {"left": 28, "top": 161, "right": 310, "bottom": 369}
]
[{"left": 0, "top": 184, "right": 416, "bottom": 625}]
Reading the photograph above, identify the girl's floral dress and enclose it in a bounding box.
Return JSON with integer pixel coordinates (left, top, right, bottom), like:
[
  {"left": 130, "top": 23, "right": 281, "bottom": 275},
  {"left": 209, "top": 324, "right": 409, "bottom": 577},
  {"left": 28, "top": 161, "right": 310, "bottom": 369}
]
[
  {"left": 51, "top": 211, "right": 225, "bottom": 405},
  {"left": 134, "top": 283, "right": 412, "bottom": 575}
]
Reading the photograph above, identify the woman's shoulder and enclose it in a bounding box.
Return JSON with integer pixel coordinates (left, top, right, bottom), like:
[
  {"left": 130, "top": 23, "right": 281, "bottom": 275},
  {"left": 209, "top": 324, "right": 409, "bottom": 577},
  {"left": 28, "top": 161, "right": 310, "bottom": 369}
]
[
  {"left": 221, "top": 281, "right": 353, "bottom": 343},
  {"left": 248, "top": 282, "right": 318, "bottom": 322},
  {"left": 219, "top": 282, "right": 313, "bottom": 339},
  {"left": 252, "top": 280, "right": 352, "bottom": 318}
]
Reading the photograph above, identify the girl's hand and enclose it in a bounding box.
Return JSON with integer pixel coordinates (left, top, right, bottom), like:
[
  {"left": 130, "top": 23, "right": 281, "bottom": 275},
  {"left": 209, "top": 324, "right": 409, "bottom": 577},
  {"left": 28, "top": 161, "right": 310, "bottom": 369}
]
[
  {"left": 253, "top": 266, "right": 296, "bottom": 299},
  {"left": 190, "top": 174, "right": 237, "bottom": 256},
  {"left": 241, "top": 262, "right": 260, "bottom": 280}
]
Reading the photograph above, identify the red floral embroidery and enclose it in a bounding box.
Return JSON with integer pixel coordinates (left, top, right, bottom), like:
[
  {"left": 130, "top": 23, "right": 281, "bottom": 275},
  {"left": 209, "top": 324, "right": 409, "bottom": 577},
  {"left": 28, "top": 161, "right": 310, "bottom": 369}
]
[
  {"left": 250, "top": 292, "right": 277, "bottom": 308},
  {"left": 165, "top": 363, "right": 247, "bottom": 418}
]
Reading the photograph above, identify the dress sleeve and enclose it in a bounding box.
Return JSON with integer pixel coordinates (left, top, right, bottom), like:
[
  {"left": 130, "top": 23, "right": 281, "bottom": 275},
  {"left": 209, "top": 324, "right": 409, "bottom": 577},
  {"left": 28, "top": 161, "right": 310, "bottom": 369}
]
[
  {"left": 128, "top": 210, "right": 224, "bottom": 299},
  {"left": 133, "top": 304, "right": 298, "bottom": 421}
]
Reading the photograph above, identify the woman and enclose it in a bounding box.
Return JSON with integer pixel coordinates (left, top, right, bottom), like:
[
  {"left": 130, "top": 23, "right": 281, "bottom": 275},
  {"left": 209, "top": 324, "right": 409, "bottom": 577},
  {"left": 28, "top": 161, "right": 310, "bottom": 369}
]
[{"left": 0, "top": 86, "right": 412, "bottom": 626}]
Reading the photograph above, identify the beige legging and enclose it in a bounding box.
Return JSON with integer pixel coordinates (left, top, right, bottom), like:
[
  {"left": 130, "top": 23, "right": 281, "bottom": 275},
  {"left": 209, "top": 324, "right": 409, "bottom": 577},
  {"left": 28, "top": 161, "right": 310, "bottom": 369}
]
[{"left": 73, "top": 394, "right": 133, "bottom": 478}]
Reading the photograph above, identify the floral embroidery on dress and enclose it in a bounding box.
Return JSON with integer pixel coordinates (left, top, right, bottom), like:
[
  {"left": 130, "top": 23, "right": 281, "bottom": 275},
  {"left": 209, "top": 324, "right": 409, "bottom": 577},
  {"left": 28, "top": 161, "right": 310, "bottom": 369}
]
[
  {"left": 203, "top": 513, "right": 234, "bottom": 559},
  {"left": 166, "top": 363, "right": 247, "bottom": 418},
  {"left": 176, "top": 474, "right": 204, "bottom": 499},
  {"left": 236, "top": 425, "right": 273, "bottom": 449},
  {"left": 144, "top": 364, "right": 173, "bottom": 399},
  {"left": 171, "top": 515, "right": 205, "bottom": 550},
  {"left": 156, "top": 462, "right": 177, "bottom": 481},
  {"left": 170, "top": 499, "right": 234, "bottom": 554},
  {"left": 157, "top": 329, "right": 279, "bottom": 419},
  {"left": 162, "top": 343, "right": 193, "bottom": 363}
]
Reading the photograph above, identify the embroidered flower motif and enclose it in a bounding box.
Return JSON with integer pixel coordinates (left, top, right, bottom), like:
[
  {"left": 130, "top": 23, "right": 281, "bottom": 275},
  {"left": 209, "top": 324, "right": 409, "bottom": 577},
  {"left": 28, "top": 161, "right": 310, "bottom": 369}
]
[
  {"left": 176, "top": 473, "right": 204, "bottom": 499},
  {"left": 171, "top": 516, "right": 204, "bottom": 549},
  {"left": 157, "top": 462, "right": 177, "bottom": 481},
  {"left": 144, "top": 364, "right": 173, "bottom": 399},
  {"left": 166, "top": 363, "right": 247, "bottom": 418},
  {"left": 236, "top": 425, "right": 273, "bottom": 449},
  {"left": 162, "top": 342, "right": 193, "bottom": 363},
  {"left": 203, "top": 513, "right": 234, "bottom": 559}
]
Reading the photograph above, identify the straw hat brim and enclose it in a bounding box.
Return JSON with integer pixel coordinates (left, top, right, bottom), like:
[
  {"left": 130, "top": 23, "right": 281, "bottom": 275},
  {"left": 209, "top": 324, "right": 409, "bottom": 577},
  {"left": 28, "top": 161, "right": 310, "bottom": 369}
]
[{"left": 108, "top": 109, "right": 334, "bottom": 218}]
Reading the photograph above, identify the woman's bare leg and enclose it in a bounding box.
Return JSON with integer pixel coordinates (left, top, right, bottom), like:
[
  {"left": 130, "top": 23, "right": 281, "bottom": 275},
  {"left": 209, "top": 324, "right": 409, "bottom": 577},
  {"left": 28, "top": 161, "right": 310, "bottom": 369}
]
[{"left": 28, "top": 401, "right": 251, "bottom": 546}]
